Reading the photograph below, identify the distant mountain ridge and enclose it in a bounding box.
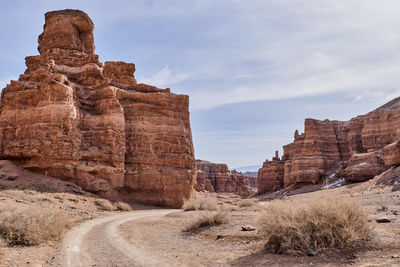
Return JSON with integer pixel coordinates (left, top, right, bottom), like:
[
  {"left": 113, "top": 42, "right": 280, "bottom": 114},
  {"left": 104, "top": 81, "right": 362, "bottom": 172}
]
[{"left": 233, "top": 164, "right": 262, "bottom": 173}]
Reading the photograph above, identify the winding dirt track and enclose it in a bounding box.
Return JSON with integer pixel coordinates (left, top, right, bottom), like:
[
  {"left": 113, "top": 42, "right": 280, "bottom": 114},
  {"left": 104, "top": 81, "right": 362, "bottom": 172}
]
[{"left": 53, "top": 209, "right": 176, "bottom": 267}]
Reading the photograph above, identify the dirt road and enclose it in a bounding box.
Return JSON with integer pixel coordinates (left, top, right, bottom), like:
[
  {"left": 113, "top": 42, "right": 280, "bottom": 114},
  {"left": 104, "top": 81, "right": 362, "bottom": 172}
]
[{"left": 52, "top": 209, "right": 176, "bottom": 267}]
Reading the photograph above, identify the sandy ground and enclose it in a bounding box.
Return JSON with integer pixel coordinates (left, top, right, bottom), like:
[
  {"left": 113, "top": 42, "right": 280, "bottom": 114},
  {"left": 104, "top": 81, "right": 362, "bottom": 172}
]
[
  {"left": 113, "top": 189, "right": 399, "bottom": 266},
  {"left": 51, "top": 210, "right": 175, "bottom": 267},
  {"left": 50, "top": 187, "right": 399, "bottom": 267},
  {"left": 0, "top": 159, "right": 399, "bottom": 266},
  {"left": 0, "top": 160, "right": 131, "bottom": 267}
]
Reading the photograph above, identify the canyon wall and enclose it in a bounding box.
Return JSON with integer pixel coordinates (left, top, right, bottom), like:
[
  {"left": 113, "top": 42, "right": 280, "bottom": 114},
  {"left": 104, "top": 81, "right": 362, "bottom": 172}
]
[
  {"left": 196, "top": 160, "right": 256, "bottom": 196},
  {"left": 258, "top": 99, "right": 400, "bottom": 192},
  {"left": 0, "top": 9, "right": 196, "bottom": 207}
]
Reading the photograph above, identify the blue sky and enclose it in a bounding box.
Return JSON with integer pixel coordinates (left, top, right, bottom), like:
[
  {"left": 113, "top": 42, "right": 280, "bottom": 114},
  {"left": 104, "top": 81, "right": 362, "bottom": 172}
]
[{"left": 1, "top": 1, "right": 400, "bottom": 169}]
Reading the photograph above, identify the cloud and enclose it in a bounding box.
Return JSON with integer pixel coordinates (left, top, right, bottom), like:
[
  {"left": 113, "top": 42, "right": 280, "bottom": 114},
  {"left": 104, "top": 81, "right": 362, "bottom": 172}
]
[
  {"left": 107, "top": 0, "right": 400, "bottom": 111},
  {"left": 3, "top": 1, "right": 400, "bottom": 111},
  {"left": 139, "top": 66, "right": 189, "bottom": 88}
]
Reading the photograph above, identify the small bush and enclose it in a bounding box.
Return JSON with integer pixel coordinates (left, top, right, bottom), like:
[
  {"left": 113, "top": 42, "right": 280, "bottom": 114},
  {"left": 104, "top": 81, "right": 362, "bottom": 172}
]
[
  {"left": 238, "top": 199, "right": 256, "bottom": 208},
  {"left": 184, "top": 211, "right": 228, "bottom": 232},
  {"left": 115, "top": 201, "right": 132, "bottom": 211},
  {"left": 378, "top": 193, "right": 388, "bottom": 212},
  {"left": 95, "top": 199, "right": 115, "bottom": 211},
  {"left": 0, "top": 206, "right": 71, "bottom": 246},
  {"left": 259, "top": 196, "right": 371, "bottom": 255},
  {"left": 182, "top": 196, "right": 217, "bottom": 211}
]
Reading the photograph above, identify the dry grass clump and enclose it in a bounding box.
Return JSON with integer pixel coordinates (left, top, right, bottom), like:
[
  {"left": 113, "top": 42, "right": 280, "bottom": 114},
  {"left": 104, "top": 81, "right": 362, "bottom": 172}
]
[
  {"left": 0, "top": 206, "right": 71, "bottom": 246},
  {"left": 238, "top": 199, "right": 257, "bottom": 208},
  {"left": 115, "top": 201, "right": 132, "bottom": 211},
  {"left": 182, "top": 196, "right": 218, "bottom": 211},
  {"left": 184, "top": 210, "right": 228, "bottom": 232},
  {"left": 94, "top": 198, "right": 115, "bottom": 211},
  {"left": 259, "top": 196, "right": 371, "bottom": 255}
]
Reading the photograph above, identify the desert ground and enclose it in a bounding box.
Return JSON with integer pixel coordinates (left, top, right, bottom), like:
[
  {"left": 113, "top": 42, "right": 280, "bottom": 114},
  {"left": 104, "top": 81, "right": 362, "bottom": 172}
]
[{"left": 0, "top": 159, "right": 399, "bottom": 266}]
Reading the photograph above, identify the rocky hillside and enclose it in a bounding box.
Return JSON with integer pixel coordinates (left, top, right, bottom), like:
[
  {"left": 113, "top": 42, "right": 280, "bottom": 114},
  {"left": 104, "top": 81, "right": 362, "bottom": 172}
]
[
  {"left": 196, "top": 160, "right": 256, "bottom": 196},
  {"left": 258, "top": 99, "right": 400, "bottom": 194},
  {"left": 0, "top": 9, "right": 196, "bottom": 208}
]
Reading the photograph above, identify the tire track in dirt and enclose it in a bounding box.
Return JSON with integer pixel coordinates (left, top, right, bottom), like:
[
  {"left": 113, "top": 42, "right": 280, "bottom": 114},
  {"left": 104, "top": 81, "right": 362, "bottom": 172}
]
[{"left": 53, "top": 209, "right": 176, "bottom": 267}]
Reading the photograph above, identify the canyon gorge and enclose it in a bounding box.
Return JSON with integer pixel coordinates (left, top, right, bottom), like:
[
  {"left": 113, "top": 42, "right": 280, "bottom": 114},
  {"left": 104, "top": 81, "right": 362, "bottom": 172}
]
[
  {"left": 258, "top": 98, "right": 400, "bottom": 193},
  {"left": 195, "top": 160, "right": 257, "bottom": 196}
]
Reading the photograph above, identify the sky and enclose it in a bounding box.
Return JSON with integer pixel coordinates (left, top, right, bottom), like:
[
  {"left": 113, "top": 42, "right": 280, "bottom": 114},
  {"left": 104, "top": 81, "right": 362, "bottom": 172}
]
[{"left": 1, "top": 0, "right": 400, "bottom": 169}]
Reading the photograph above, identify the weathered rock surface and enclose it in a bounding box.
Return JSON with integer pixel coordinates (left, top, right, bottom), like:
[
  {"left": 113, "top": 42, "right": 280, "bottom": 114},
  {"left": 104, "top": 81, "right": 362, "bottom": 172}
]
[
  {"left": 257, "top": 151, "right": 284, "bottom": 193},
  {"left": 258, "top": 97, "right": 400, "bottom": 193},
  {"left": 0, "top": 9, "right": 196, "bottom": 207},
  {"left": 195, "top": 160, "right": 255, "bottom": 196},
  {"left": 342, "top": 152, "right": 387, "bottom": 182}
]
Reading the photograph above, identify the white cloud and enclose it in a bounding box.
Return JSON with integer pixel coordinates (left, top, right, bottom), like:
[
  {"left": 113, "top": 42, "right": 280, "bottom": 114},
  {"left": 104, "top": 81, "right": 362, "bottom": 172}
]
[
  {"left": 139, "top": 66, "right": 188, "bottom": 88},
  {"left": 177, "top": 0, "right": 400, "bottom": 110},
  {"left": 4, "top": 0, "right": 400, "bottom": 111}
]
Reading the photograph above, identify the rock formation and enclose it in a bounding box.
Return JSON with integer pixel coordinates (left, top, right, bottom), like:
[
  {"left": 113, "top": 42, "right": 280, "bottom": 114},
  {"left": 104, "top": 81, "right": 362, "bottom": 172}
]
[
  {"left": 258, "top": 97, "right": 400, "bottom": 193},
  {"left": 196, "top": 160, "right": 256, "bottom": 196},
  {"left": 257, "top": 151, "right": 284, "bottom": 194},
  {"left": 0, "top": 9, "right": 196, "bottom": 208}
]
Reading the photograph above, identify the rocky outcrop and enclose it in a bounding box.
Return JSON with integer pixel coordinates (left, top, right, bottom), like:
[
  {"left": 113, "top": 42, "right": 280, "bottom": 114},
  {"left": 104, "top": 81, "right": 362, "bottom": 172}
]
[
  {"left": 342, "top": 152, "right": 386, "bottom": 182},
  {"left": 382, "top": 129, "right": 400, "bottom": 167},
  {"left": 257, "top": 151, "right": 284, "bottom": 193},
  {"left": 258, "top": 97, "right": 400, "bottom": 193},
  {"left": 0, "top": 9, "right": 196, "bottom": 208},
  {"left": 247, "top": 175, "right": 258, "bottom": 188},
  {"left": 196, "top": 160, "right": 255, "bottom": 196}
]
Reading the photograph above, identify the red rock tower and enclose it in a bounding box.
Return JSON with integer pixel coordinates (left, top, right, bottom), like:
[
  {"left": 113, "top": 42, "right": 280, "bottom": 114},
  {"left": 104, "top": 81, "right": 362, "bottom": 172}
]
[{"left": 0, "top": 9, "right": 196, "bottom": 207}]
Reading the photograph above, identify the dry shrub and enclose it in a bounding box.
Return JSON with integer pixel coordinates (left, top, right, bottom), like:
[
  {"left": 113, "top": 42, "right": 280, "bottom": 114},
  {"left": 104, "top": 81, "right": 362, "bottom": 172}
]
[
  {"left": 238, "top": 199, "right": 256, "bottom": 208},
  {"left": 259, "top": 196, "right": 371, "bottom": 255},
  {"left": 220, "top": 204, "right": 239, "bottom": 212},
  {"left": 182, "top": 196, "right": 217, "bottom": 211},
  {"left": 115, "top": 201, "right": 132, "bottom": 211},
  {"left": 184, "top": 210, "right": 228, "bottom": 232},
  {"left": 95, "top": 199, "right": 115, "bottom": 211},
  {"left": 0, "top": 206, "right": 71, "bottom": 246}
]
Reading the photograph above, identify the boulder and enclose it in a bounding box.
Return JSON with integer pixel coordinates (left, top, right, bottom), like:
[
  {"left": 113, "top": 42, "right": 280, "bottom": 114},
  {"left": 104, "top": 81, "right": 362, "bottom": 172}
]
[{"left": 343, "top": 152, "right": 387, "bottom": 182}]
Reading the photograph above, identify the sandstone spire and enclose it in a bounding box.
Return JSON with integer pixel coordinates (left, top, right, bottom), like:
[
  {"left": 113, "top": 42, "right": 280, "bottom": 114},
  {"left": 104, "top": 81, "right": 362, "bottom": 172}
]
[
  {"left": 0, "top": 9, "right": 196, "bottom": 207},
  {"left": 38, "top": 9, "right": 95, "bottom": 54}
]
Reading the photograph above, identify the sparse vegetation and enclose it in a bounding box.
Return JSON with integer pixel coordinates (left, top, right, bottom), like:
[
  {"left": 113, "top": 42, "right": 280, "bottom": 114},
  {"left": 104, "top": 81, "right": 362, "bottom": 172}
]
[
  {"left": 94, "top": 198, "right": 115, "bottom": 211},
  {"left": 238, "top": 199, "right": 256, "bottom": 208},
  {"left": 68, "top": 198, "right": 79, "bottom": 203},
  {"left": 259, "top": 196, "right": 371, "bottom": 255},
  {"left": 184, "top": 210, "right": 228, "bottom": 232},
  {"left": 0, "top": 206, "right": 71, "bottom": 246},
  {"left": 378, "top": 193, "right": 388, "bottom": 211},
  {"left": 116, "top": 201, "right": 132, "bottom": 211},
  {"left": 182, "top": 196, "right": 218, "bottom": 211},
  {"left": 220, "top": 204, "right": 239, "bottom": 212}
]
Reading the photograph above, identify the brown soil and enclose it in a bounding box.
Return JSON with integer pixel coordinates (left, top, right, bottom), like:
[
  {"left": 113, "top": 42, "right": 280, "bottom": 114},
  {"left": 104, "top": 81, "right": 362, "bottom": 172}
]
[
  {"left": 115, "top": 189, "right": 399, "bottom": 266},
  {"left": 0, "top": 160, "right": 132, "bottom": 267},
  {"left": 0, "top": 159, "right": 399, "bottom": 266}
]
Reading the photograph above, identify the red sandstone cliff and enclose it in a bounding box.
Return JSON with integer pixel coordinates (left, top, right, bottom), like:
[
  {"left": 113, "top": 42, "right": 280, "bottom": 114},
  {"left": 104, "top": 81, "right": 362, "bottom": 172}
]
[
  {"left": 0, "top": 10, "right": 196, "bottom": 207},
  {"left": 258, "top": 97, "right": 400, "bottom": 193},
  {"left": 196, "top": 160, "right": 256, "bottom": 196}
]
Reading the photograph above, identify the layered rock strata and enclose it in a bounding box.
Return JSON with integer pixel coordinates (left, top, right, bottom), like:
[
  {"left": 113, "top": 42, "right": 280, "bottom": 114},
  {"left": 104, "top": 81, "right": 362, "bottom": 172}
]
[
  {"left": 0, "top": 9, "right": 196, "bottom": 207},
  {"left": 196, "top": 160, "right": 256, "bottom": 196},
  {"left": 257, "top": 151, "right": 284, "bottom": 193},
  {"left": 258, "top": 98, "right": 400, "bottom": 192}
]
